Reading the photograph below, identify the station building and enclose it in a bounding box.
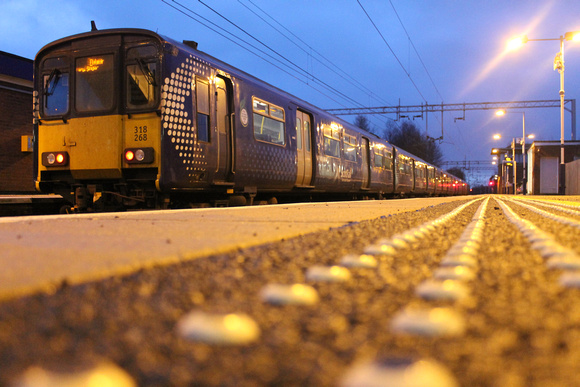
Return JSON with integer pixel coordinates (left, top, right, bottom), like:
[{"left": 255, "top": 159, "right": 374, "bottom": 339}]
[
  {"left": 494, "top": 140, "right": 580, "bottom": 195},
  {"left": 0, "top": 51, "right": 34, "bottom": 193}
]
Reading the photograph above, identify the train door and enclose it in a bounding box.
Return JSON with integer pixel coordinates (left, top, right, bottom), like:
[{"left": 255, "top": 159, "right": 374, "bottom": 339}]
[
  {"left": 215, "top": 76, "right": 234, "bottom": 182},
  {"left": 361, "top": 137, "right": 370, "bottom": 189},
  {"left": 295, "top": 110, "right": 313, "bottom": 186}
]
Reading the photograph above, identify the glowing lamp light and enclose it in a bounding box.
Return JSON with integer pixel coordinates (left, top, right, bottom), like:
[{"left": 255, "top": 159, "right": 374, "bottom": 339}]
[
  {"left": 565, "top": 31, "right": 580, "bottom": 42},
  {"left": 125, "top": 150, "right": 135, "bottom": 161},
  {"left": 493, "top": 134, "right": 501, "bottom": 140},
  {"left": 55, "top": 153, "right": 65, "bottom": 164},
  {"left": 507, "top": 35, "right": 528, "bottom": 51}
]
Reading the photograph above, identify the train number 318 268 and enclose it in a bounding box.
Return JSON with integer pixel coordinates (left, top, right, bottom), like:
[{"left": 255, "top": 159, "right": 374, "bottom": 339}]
[{"left": 134, "top": 126, "right": 148, "bottom": 141}]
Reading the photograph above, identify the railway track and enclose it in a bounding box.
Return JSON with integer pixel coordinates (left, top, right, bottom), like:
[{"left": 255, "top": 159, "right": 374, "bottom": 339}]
[{"left": 1, "top": 195, "right": 580, "bottom": 386}]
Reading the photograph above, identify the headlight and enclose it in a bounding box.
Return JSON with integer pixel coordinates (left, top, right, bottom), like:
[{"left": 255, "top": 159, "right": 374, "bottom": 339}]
[
  {"left": 42, "top": 152, "right": 69, "bottom": 167},
  {"left": 124, "top": 147, "right": 154, "bottom": 164}
]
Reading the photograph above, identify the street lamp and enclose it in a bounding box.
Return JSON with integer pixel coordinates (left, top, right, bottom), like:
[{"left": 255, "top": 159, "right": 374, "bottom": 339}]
[
  {"left": 506, "top": 30, "right": 580, "bottom": 194},
  {"left": 495, "top": 110, "right": 527, "bottom": 194}
]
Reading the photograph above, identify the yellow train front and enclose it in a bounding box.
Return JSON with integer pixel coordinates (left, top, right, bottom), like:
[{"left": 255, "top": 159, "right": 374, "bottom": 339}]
[{"left": 34, "top": 30, "right": 172, "bottom": 211}]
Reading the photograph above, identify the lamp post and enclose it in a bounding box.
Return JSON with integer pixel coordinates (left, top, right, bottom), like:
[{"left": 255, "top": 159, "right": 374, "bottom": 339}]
[
  {"left": 507, "top": 31, "right": 580, "bottom": 194},
  {"left": 493, "top": 131, "right": 535, "bottom": 194},
  {"left": 495, "top": 110, "right": 528, "bottom": 194}
]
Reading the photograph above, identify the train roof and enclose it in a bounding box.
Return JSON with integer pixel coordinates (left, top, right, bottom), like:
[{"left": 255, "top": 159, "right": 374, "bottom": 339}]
[
  {"left": 34, "top": 28, "right": 467, "bottom": 184},
  {"left": 35, "top": 28, "right": 381, "bottom": 140}
]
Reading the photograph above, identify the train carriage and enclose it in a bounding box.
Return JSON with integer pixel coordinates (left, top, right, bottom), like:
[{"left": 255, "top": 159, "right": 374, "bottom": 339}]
[{"left": 33, "top": 28, "right": 467, "bottom": 211}]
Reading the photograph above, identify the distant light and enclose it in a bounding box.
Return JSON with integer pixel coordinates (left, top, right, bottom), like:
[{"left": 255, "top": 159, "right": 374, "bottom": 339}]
[
  {"left": 492, "top": 161, "right": 497, "bottom": 165},
  {"left": 491, "top": 148, "right": 499, "bottom": 154},
  {"left": 507, "top": 35, "right": 527, "bottom": 51},
  {"left": 495, "top": 110, "right": 506, "bottom": 117},
  {"left": 493, "top": 133, "right": 501, "bottom": 140},
  {"left": 527, "top": 134, "right": 536, "bottom": 139}
]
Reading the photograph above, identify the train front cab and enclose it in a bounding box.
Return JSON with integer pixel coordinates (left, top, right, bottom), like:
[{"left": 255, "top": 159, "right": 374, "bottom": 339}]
[{"left": 34, "top": 30, "right": 165, "bottom": 211}]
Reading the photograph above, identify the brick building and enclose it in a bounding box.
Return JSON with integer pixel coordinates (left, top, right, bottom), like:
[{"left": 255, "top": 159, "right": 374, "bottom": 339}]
[{"left": 0, "top": 51, "right": 34, "bottom": 192}]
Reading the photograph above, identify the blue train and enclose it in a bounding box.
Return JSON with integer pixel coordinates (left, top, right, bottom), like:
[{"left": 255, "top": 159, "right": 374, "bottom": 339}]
[{"left": 33, "top": 28, "right": 467, "bottom": 211}]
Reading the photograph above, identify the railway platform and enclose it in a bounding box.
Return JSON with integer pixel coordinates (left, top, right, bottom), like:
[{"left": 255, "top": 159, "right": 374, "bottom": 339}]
[{"left": 1, "top": 195, "right": 580, "bottom": 386}]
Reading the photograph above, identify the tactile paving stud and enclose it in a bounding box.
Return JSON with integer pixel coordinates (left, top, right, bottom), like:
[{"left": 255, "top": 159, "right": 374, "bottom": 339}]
[
  {"left": 415, "top": 279, "right": 469, "bottom": 302},
  {"left": 390, "top": 307, "right": 465, "bottom": 337},
  {"left": 11, "top": 360, "right": 136, "bottom": 387},
  {"left": 176, "top": 311, "right": 260, "bottom": 345},
  {"left": 340, "top": 254, "right": 378, "bottom": 269},
  {"left": 260, "top": 283, "right": 319, "bottom": 306},
  {"left": 363, "top": 244, "right": 397, "bottom": 256},
  {"left": 306, "top": 265, "right": 351, "bottom": 282},
  {"left": 546, "top": 256, "right": 580, "bottom": 270},
  {"left": 433, "top": 266, "right": 476, "bottom": 281},
  {"left": 439, "top": 254, "right": 478, "bottom": 269},
  {"left": 559, "top": 272, "right": 580, "bottom": 288},
  {"left": 339, "top": 357, "right": 459, "bottom": 387}
]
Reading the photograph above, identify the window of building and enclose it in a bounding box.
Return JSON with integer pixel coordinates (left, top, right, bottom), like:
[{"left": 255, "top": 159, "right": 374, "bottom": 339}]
[{"left": 253, "top": 98, "right": 285, "bottom": 145}]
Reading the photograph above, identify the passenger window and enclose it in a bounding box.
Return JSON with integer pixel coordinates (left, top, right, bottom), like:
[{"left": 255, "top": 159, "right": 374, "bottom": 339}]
[
  {"left": 343, "top": 135, "right": 357, "bottom": 162},
  {"left": 374, "top": 150, "right": 383, "bottom": 169},
  {"left": 323, "top": 127, "right": 340, "bottom": 158},
  {"left": 196, "top": 79, "right": 210, "bottom": 142},
  {"left": 385, "top": 151, "right": 393, "bottom": 170},
  {"left": 252, "top": 97, "right": 285, "bottom": 145}
]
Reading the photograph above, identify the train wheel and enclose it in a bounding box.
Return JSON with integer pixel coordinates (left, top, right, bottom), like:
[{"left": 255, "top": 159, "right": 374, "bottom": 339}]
[{"left": 228, "top": 195, "right": 247, "bottom": 206}]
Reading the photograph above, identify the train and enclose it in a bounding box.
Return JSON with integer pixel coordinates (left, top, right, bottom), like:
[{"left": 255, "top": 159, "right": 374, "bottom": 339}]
[{"left": 33, "top": 28, "right": 468, "bottom": 212}]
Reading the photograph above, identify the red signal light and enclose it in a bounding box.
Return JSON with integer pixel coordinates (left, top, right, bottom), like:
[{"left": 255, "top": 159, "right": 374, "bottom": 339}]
[
  {"left": 56, "top": 153, "right": 65, "bottom": 164},
  {"left": 125, "top": 150, "right": 135, "bottom": 161}
]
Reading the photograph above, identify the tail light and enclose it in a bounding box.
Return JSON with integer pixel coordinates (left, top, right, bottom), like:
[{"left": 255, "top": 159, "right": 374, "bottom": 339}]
[
  {"left": 42, "top": 152, "right": 69, "bottom": 167},
  {"left": 124, "top": 147, "right": 154, "bottom": 164}
]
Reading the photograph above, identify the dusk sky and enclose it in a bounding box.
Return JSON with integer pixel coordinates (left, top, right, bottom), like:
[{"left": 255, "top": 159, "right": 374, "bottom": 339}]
[{"left": 2, "top": 0, "right": 580, "bottom": 185}]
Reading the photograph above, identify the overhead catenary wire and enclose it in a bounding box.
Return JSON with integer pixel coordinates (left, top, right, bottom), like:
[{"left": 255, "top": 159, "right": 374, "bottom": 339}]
[
  {"left": 164, "top": 0, "right": 386, "bottom": 118},
  {"left": 237, "top": 0, "right": 393, "bottom": 129},
  {"left": 356, "top": 0, "right": 428, "bottom": 103},
  {"left": 240, "top": 0, "right": 395, "bottom": 109},
  {"left": 196, "top": 0, "right": 394, "bottom": 133},
  {"left": 161, "top": 0, "right": 348, "bottom": 107},
  {"left": 388, "top": 0, "right": 445, "bottom": 103}
]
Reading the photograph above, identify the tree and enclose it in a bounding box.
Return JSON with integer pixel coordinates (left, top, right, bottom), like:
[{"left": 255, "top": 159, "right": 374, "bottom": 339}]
[
  {"left": 354, "top": 115, "right": 371, "bottom": 132},
  {"left": 446, "top": 167, "right": 465, "bottom": 180},
  {"left": 384, "top": 120, "right": 444, "bottom": 167}
]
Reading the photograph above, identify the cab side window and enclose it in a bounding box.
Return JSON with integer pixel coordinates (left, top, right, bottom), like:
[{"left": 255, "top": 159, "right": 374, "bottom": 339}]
[{"left": 42, "top": 57, "right": 70, "bottom": 117}]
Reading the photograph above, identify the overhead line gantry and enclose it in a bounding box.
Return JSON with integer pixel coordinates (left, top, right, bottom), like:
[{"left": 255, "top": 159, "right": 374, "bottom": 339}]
[{"left": 325, "top": 99, "right": 577, "bottom": 140}]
